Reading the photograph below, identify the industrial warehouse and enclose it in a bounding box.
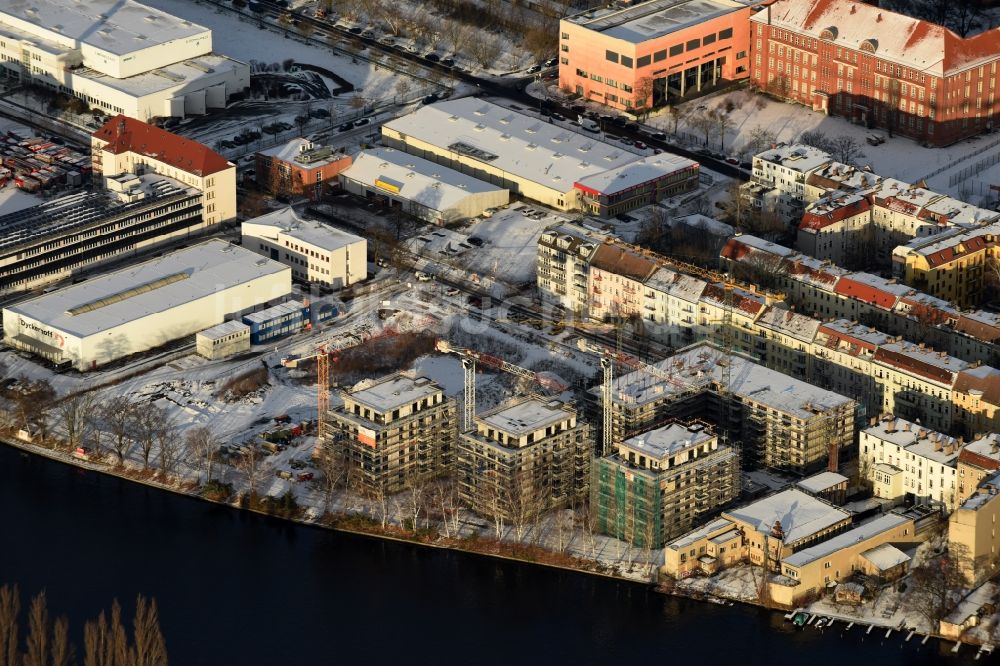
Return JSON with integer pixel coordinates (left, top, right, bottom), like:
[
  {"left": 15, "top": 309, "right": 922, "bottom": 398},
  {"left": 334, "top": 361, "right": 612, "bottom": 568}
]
[
  {"left": 382, "top": 99, "right": 699, "bottom": 216},
  {"left": 2, "top": 240, "right": 290, "bottom": 370},
  {"left": 339, "top": 148, "right": 510, "bottom": 224},
  {"left": 0, "top": 0, "right": 249, "bottom": 121}
]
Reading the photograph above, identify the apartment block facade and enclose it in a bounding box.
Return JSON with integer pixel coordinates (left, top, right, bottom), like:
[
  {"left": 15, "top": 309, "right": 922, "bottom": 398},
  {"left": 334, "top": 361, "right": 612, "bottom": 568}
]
[
  {"left": 457, "top": 398, "right": 591, "bottom": 521},
  {"left": 328, "top": 373, "right": 457, "bottom": 494},
  {"left": 593, "top": 421, "right": 739, "bottom": 548}
]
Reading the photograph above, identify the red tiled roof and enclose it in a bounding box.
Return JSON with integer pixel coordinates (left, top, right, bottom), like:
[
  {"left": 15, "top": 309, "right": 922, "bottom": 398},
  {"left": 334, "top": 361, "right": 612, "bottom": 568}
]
[
  {"left": 92, "top": 115, "right": 232, "bottom": 178},
  {"left": 720, "top": 238, "right": 754, "bottom": 262},
  {"left": 800, "top": 197, "right": 870, "bottom": 232},
  {"left": 590, "top": 243, "right": 659, "bottom": 282},
  {"left": 925, "top": 235, "right": 989, "bottom": 267},
  {"left": 834, "top": 277, "right": 898, "bottom": 309},
  {"left": 873, "top": 347, "right": 956, "bottom": 384},
  {"left": 958, "top": 447, "right": 1000, "bottom": 471},
  {"left": 954, "top": 368, "right": 1000, "bottom": 404},
  {"left": 955, "top": 315, "right": 1000, "bottom": 342},
  {"left": 702, "top": 283, "right": 764, "bottom": 316}
]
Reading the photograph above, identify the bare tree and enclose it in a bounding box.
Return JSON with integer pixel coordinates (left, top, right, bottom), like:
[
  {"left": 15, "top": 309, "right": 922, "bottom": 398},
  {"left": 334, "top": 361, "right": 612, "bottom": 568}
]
[
  {"left": 711, "top": 109, "right": 734, "bottom": 151},
  {"left": 132, "top": 595, "right": 167, "bottom": 666},
  {"left": 131, "top": 406, "right": 166, "bottom": 471},
  {"left": 402, "top": 479, "right": 427, "bottom": 532},
  {"left": 236, "top": 444, "right": 265, "bottom": 501},
  {"left": 83, "top": 600, "right": 131, "bottom": 666},
  {"left": 296, "top": 20, "right": 315, "bottom": 40},
  {"left": 430, "top": 477, "right": 460, "bottom": 538},
  {"left": 185, "top": 426, "right": 218, "bottom": 485},
  {"left": 366, "top": 482, "right": 392, "bottom": 529},
  {"left": 828, "top": 135, "right": 865, "bottom": 165},
  {"left": 394, "top": 78, "right": 412, "bottom": 101},
  {"left": 315, "top": 445, "right": 347, "bottom": 515},
  {"left": 0, "top": 584, "right": 19, "bottom": 666},
  {"left": 798, "top": 129, "right": 832, "bottom": 153},
  {"left": 904, "top": 546, "right": 970, "bottom": 627},
  {"left": 688, "top": 109, "right": 715, "bottom": 147},
  {"left": 470, "top": 33, "right": 502, "bottom": 69},
  {"left": 507, "top": 470, "right": 543, "bottom": 543},
  {"left": 102, "top": 397, "right": 137, "bottom": 466},
  {"left": 23, "top": 590, "right": 49, "bottom": 666},
  {"left": 154, "top": 415, "right": 180, "bottom": 480},
  {"left": 633, "top": 77, "right": 654, "bottom": 118},
  {"left": 56, "top": 392, "right": 95, "bottom": 452},
  {"left": 732, "top": 251, "right": 788, "bottom": 290},
  {"left": 8, "top": 377, "right": 55, "bottom": 443}
]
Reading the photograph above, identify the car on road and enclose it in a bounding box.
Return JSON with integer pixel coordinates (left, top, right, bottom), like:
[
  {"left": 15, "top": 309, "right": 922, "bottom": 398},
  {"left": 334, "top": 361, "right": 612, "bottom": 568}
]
[
  {"left": 445, "top": 287, "right": 460, "bottom": 296},
  {"left": 361, "top": 28, "right": 375, "bottom": 37},
  {"left": 725, "top": 156, "right": 739, "bottom": 165},
  {"left": 338, "top": 122, "right": 353, "bottom": 132},
  {"left": 526, "top": 64, "right": 541, "bottom": 74},
  {"left": 618, "top": 135, "right": 633, "bottom": 144},
  {"left": 423, "top": 94, "right": 438, "bottom": 104},
  {"left": 354, "top": 117, "right": 370, "bottom": 127},
  {"left": 482, "top": 207, "right": 498, "bottom": 218},
  {"left": 442, "top": 57, "right": 455, "bottom": 67},
  {"left": 648, "top": 131, "right": 667, "bottom": 141},
  {"left": 634, "top": 140, "right": 647, "bottom": 150},
  {"left": 348, "top": 26, "right": 362, "bottom": 34},
  {"left": 414, "top": 271, "right": 433, "bottom": 282},
  {"left": 467, "top": 236, "right": 484, "bottom": 246},
  {"left": 551, "top": 112, "right": 566, "bottom": 122},
  {"left": 625, "top": 122, "right": 639, "bottom": 131},
  {"left": 378, "top": 35, "right": 394, "bottom": 45},
  {"left": 544, "top": 57, "right": 558, "bottom": 67},
  {"left": 425, "top": 53, "right": 440, "bottom": 62},
  {"left": 611, "top": 116, "right": 627, "bottom": 128}
]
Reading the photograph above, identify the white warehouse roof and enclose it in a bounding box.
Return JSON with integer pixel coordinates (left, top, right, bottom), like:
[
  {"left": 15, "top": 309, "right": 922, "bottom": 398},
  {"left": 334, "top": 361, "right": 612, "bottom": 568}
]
[
  {"left": 383, "top": 98, "right": 643, "bottom": 193},
  {"left": 727, "top": 488, "right": 851, "bottom": 545},
  {"left": 342, "top": 147, "right": 507, "bottom": 212},
  {"left": 6, "top": 240, "right": 288, "bottom": 339},
  {"left": 575, "top": 153, "right": 698, "bottom": 195},
  {"left": 0, "top": 0, "right": 209, "bottom": 57}
]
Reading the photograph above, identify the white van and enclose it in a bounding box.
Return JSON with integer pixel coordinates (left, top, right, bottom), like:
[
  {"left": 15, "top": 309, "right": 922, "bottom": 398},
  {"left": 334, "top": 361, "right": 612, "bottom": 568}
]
[{"left": 578, "top": 116, "right": 600, "bottom": 133}]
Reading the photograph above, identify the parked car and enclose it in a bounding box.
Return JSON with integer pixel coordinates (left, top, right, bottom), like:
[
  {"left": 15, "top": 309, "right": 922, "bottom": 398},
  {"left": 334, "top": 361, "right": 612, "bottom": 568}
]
[
  {"left": 866, "top": 133, "right": 885, "bottom": 146},
  {"left": 442, "top": 57, "right": 455, "bottom": 67},
  {"left": 354, "top": 117, "right": 370, "bottom": 127},
  {"left": 425, "top": 53, "right": 440, "bottom": 62},
  {"left": 725, "top": 156, "right": 740, "bottom": 165},
  {"left": 625, "top": 122, "right": 639, "bottom": 131},
  {"left": 423, "top": 94, "right": 438, "bottom": 105},
  {"left": 551, "top": 112, "right": 566, "bottom": 122},
  {"left": 338, "top": 122, "right": 353, "bottom": 132},
  {"left": 361, "top": 27, "right": 375, "bottom": 38},
  {"left": 611, "top": 116, "right": 627, "bottom": 128},
  {"left": 276, "top": 470, "right": 293, "bottom": 480},
  {"left": 296, "top": 472, "right": 314, "bottom": 482},
  {"left": 467, "top": 236, "right": 484, "bottom": 246},
  {"left": 648, "top": 131, "right": 667, "bottom": 141},
  {"left": 544, "top": 57, "right": 558, "bottom": 67},
  {"left": 634, "top": 140, "right": 647, "bottom": 150},
  {"left": 414, "top": 270, "right": 433, "bottom": 282},
  {"left": 482, "top": 207, "right": 498, "bottom": 218},
  {"left": 445, "top": 287, "right": 460, "bottom": 296},
  {"left": 526, "top": 64, "right": 541, "bottom": 74},
  {"left": 348, "top": 26, "right": 362, "bottom": 34}
]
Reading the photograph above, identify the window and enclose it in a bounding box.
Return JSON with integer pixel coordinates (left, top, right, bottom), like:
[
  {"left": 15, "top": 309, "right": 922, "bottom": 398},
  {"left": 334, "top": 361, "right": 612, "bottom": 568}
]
[
  {"left": 576, "top": 68, "right": 587, "bottom": 77},
  {"left": 703, "top": 33, "right": 716, "bottom": 46},
  {"left": 606, "top": 50, "right": 619, "bottom": 63},
  {"left": 621, "top": 55, "right": 633, "bottom": 68},
  {"left": 654, "top": 49, "right": 667, "bottom": 62},
  {"left": 561, "top": 44, "right": 569, "bottom": 52},
  {"left": 561, "top": 32, "right": 569, "bottom": 39},
  {"left": 686, "top": 38, "right": 700, "bottom": 51},
  {"left": 737, "top": 50, "right": 747, "bottom": 59},
  {"left": 719, "top": 28, "right": 733, "bottom": 39},
  {"left": 669, "top": 44, "right": 683, "bottom": 57},
  {"left": 560, "top": 57, "right": 568, "bottom": 65},
  {"left": 637, "top": 55, "right": 650, "bottom": 68}
]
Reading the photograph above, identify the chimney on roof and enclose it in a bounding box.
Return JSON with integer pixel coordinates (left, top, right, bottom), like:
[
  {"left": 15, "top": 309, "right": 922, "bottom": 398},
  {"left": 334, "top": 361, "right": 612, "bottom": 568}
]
[
  {"left": 944, "top": 442, "right": 955, "bottom": 455},
  {"left": 870, "top": 416, "right": 877, "bottom": 426},
  {"left": 876, "top": 12, "right": 882, "bottom": 21},
  {"left": 903, "top": 422, "right": 911, "bottom": 432},
  {"left": 934, "top": 439, "right": 943, "bottom": 452},
  {"left": 992, "top": 441, "right": 999, "bottom": 454}
]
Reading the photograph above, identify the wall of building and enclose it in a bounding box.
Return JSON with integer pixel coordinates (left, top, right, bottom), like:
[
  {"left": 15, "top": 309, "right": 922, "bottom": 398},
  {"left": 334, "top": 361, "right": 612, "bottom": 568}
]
[
  {"left": 558, "top": 6, "right": 751, "bottom": 112},
  {"left": 949, "top": 489, "right": 1000, "bottom": 584}
]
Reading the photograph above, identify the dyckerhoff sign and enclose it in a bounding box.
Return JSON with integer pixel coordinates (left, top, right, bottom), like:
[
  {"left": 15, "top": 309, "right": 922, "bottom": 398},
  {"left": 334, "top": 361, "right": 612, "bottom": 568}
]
[{"left": 18, "top": 318, "right": 65, "bottom": 348}]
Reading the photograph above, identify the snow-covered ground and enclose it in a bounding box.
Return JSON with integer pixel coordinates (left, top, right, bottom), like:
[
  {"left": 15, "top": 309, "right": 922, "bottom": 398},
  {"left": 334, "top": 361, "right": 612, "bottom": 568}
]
[
  {"left": 648, "top": 89, "right": 1000, "bottom": 202},
  {"left": 0, "top": 185, "right": 41, "bottom": 216}
]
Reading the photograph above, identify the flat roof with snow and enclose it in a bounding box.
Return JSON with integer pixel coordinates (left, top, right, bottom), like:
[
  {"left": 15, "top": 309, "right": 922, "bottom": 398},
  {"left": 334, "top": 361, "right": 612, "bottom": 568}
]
[
  {"left": 755, "top": 144, "right": 831, "bottom": 174},
  {"left": 341, "top": 147, "right": 507, "bottom": 212},
  {"left": 198, "top": 320, "right": 250, "bottom": 341},
  {"left": 796, "top": 471, "right": 849, "bottom": 494},
  {"left": 623, "top": 422, "right": 714, "bottom": 460},
  {"left": 726, "top": 488, "right": 851, "bottom": 545},
  {"left": 0, "top": 0, "right": 209, "bottom": 57},
  {"left": 243, "top": 208, "right": 364, "bottom": 252},
  {"left": 861, "top": 543, "right": 911, "bottom": 571},
  {"left": 479, "top": 398, "right": 572, "bottom": 436},
  {"left": 605, "top": 342, "right": 854, "bottom": 418},
  {"left": 574, "top": 153, "right": 697, "bottom": 196},
  {"left": 383, "top": 99, "right": 642, "bottom": 194},
  {"left": 666, "top": 517, "right": 735, "bottom": 551},
  {"left": 782, "top": 513, "right": 909, "bottom": 568},
  {"left": 347, "top": 374, "right": 442, "bottom": 414},
  {"left": 567, "top": 0, "right": 745, "bottom": 43},
  {"left": 5, "top": 240, "right": 288, "bottom": 339}
]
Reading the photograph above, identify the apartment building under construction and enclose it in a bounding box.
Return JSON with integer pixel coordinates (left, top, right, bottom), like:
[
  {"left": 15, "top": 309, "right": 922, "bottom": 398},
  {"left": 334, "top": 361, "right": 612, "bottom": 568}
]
[
  {"left": 592, "top": 420, "right": 739, "bottom": 548},
  {"left": 328, "top": 372, "right": 457, "bottom": 494},
  {"left": 596, "top": 341, "right": 855, "bottom": 474},
  {"left": 458, "top": 397, "right": 591, "bottom": 521}
]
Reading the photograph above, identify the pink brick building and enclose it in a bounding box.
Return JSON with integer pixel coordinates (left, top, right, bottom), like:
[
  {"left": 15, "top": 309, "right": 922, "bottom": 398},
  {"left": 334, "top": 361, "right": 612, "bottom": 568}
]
[{"left": 558, "top": 0, "right": 752, "bottom": 113}]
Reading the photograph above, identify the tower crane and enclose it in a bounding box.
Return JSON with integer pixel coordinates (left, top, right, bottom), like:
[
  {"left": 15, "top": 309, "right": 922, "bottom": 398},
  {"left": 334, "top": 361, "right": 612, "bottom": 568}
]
[{"left": 435, "top": 340, "right": 569, "bottom": 432}]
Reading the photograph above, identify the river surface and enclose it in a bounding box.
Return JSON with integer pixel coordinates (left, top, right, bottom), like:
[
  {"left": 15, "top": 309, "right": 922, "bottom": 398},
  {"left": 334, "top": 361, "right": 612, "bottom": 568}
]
[{"left": 0, "top": 443, "right": 987, "bottom": 665}]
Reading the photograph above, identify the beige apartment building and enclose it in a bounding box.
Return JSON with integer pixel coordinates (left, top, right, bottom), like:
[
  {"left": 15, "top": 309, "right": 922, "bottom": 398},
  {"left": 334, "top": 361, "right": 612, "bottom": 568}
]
[
  {"left": 956, "top": 434, "right": 1000, "bottom": 504},
  {"left": 457, "top": 398, "right": 591, "bottom": 521},
  {"left": 859, "top": 416, "right": 960, "bottom": 510},
  {"left": 949, "top": 470, "right": 1000, "bottom": 585},
  {"left": 536, "top": 224, "right": 606, "bottom": 316},
  {"left": 328, "top": 373, "right": 457, "bottom": 494},
  {"left": 592, "top": 421, "right": 739, "bottom": 548}
]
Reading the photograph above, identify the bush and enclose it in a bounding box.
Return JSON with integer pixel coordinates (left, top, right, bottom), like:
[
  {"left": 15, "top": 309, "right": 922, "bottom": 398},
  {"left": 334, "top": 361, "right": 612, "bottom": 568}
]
[
  {"left": 215, "top": 366, "right": 269, "bottom": 400},
  {"left": 203, "top": 480, "right": 234, "bottom": 502}
]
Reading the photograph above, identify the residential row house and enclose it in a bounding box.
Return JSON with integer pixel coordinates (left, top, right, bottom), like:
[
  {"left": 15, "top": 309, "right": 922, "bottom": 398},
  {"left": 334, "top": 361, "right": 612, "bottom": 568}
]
[{"left": 860, "top": 415, "right": 960, "bottom": 510}]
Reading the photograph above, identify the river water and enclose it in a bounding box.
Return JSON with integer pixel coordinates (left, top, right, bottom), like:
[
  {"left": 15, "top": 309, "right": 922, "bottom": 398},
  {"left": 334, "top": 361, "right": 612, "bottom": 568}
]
[{"left": 0, "top": 444, "right": 985, "bottom": 665}]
